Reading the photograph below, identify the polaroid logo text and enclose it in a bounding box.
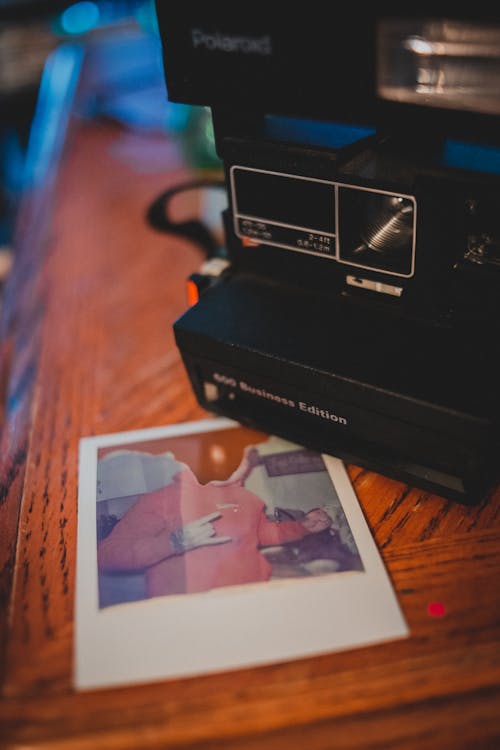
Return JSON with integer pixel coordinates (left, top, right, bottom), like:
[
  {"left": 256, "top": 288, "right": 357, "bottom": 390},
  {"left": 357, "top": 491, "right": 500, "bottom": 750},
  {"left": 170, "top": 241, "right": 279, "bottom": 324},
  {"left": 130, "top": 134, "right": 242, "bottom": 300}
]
[{"left": 191, "top": 29, "right": 272, "bottom": 56}]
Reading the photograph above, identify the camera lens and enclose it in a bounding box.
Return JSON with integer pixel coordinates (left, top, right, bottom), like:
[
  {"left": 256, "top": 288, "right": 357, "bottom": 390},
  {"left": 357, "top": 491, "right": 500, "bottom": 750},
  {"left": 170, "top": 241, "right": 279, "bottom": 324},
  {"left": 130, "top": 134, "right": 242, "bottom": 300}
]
[
  {"left": 338, "top": 187, "right": 415, "bottom": 277},
  {"left": 358, "top": 195, "right": 413, "bottom": 255}
]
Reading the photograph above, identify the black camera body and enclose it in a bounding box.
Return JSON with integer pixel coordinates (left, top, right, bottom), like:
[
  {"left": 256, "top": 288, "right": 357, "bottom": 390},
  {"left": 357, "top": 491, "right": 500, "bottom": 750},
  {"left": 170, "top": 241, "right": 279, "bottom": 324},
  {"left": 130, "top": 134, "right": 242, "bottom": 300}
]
[{"left": 156, "top": 8, "right": 500, "bottom": 502}]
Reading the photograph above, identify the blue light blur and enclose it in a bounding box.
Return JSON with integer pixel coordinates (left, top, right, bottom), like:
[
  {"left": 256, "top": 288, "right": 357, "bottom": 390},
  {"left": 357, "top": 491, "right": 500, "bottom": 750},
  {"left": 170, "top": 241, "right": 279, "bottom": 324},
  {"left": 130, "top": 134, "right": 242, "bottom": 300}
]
[
  {"left": 60, "top": 2, "right": 100, "bottom": 35},
  {"left": 24, "top": 45, "right": 84, "bottom": 187},
  {"left": 443, "top": 140, "right": 500, "bottom": 175},
  {"left": 135, "top": 0, "right": 159, "bottom": 35},
  {"left": 265, "top": 115, "right": 375, "bottom": 150}
]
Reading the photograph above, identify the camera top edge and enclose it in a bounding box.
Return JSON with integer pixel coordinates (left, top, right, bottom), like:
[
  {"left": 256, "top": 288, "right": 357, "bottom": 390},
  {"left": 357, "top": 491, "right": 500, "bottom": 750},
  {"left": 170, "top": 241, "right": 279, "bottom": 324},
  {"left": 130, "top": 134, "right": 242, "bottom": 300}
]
[{"left": 156, "top": 8, "right": 500, "bottom": 147}]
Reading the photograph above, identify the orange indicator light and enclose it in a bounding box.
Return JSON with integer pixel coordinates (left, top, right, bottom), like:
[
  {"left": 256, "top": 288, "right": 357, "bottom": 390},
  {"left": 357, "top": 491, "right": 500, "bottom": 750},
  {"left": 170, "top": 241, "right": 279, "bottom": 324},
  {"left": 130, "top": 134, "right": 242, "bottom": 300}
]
[{"left": 186, "top": 279, "right": 200, "bottom": 307}]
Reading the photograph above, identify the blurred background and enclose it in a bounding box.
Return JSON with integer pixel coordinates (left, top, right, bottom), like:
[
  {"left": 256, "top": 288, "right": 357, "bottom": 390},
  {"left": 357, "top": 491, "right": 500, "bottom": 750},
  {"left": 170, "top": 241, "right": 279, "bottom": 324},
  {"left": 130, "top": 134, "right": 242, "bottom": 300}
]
[{"left": 0, "top": 0, "right": 223, "bottom": 304}]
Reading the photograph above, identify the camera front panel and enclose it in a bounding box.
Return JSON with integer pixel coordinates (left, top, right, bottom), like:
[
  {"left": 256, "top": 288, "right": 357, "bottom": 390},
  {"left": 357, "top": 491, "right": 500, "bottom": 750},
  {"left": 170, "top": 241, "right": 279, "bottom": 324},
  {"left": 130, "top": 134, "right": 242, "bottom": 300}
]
[{"left": 230, "top": 165, "right": 417, "bottom": 284}]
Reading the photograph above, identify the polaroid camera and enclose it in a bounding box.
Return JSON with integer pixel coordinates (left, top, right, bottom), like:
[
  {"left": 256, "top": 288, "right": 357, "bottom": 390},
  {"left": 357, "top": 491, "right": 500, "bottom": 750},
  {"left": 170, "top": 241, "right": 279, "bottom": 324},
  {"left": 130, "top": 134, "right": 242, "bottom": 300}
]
[{"left": 155, "top": 7, "right": 500, "bottom": 503}]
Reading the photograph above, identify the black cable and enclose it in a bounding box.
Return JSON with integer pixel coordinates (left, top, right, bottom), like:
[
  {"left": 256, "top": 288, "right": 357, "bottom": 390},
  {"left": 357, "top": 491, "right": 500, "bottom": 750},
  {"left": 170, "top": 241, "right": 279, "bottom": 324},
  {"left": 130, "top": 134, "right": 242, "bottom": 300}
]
[{"left": 146, "top": 178, "right": 226, "bottom": 259}]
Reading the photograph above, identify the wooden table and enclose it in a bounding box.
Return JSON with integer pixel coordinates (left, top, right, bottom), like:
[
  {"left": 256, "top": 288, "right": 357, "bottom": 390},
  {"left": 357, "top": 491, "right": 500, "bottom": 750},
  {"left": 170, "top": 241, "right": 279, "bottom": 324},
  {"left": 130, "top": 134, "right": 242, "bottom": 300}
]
[{"left": 0, "top": 59, "right": 499, "bottom": 750}]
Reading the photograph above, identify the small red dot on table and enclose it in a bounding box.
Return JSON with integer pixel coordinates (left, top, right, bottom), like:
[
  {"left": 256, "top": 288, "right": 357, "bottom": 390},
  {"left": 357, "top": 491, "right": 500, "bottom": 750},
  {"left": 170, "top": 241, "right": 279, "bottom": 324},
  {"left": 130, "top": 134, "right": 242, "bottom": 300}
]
[{"left": 427, "top": 601, "right": 446, "bottom": 617}]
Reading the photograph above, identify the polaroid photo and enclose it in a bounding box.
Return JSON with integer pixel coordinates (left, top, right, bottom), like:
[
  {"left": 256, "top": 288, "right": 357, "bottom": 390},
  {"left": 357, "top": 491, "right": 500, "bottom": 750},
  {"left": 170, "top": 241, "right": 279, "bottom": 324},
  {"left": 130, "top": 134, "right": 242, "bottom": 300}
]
[{"left": 75, "top": 417, "right": 408, "bottom": 690}]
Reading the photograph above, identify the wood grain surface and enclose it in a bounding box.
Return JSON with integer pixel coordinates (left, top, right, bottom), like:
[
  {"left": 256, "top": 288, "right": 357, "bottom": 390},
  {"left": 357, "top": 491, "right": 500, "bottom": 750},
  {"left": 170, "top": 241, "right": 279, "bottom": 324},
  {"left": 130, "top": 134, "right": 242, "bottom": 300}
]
[{"left": 0, "top": 113, "right": 499, "bottom": 750}]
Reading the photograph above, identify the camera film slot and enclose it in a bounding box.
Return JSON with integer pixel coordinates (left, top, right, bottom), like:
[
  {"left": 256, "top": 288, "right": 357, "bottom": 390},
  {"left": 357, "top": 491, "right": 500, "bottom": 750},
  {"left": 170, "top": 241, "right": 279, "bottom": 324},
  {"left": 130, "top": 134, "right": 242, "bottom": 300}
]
[{"left": 230, "top": 166, "right": 337, "bottom": 259}]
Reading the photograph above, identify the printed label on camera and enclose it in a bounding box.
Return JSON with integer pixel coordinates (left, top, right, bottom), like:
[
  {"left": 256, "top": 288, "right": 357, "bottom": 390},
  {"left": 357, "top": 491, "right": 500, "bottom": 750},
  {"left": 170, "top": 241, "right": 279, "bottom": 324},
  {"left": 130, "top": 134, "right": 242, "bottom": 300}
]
[
  {"left": 236, "top": 218, "right": 335, "bottom": 257},
  {"left": 206, "top": 370, "right": 349, "bottom": 426}
]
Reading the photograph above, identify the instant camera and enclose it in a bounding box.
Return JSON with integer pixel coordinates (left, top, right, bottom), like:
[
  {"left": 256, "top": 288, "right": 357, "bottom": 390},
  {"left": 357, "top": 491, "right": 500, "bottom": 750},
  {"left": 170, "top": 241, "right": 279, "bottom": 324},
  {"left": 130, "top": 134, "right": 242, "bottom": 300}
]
[{"left": 155, "top": 8, "right": 500, "bottom": 503}]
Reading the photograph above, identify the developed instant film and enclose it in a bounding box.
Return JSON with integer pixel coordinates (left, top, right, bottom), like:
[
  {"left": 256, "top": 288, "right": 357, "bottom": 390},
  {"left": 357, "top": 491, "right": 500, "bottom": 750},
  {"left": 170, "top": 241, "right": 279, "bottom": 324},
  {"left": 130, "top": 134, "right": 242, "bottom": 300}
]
[{"left": 75, "top": 418, "right": 408, "bottom": 689}]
